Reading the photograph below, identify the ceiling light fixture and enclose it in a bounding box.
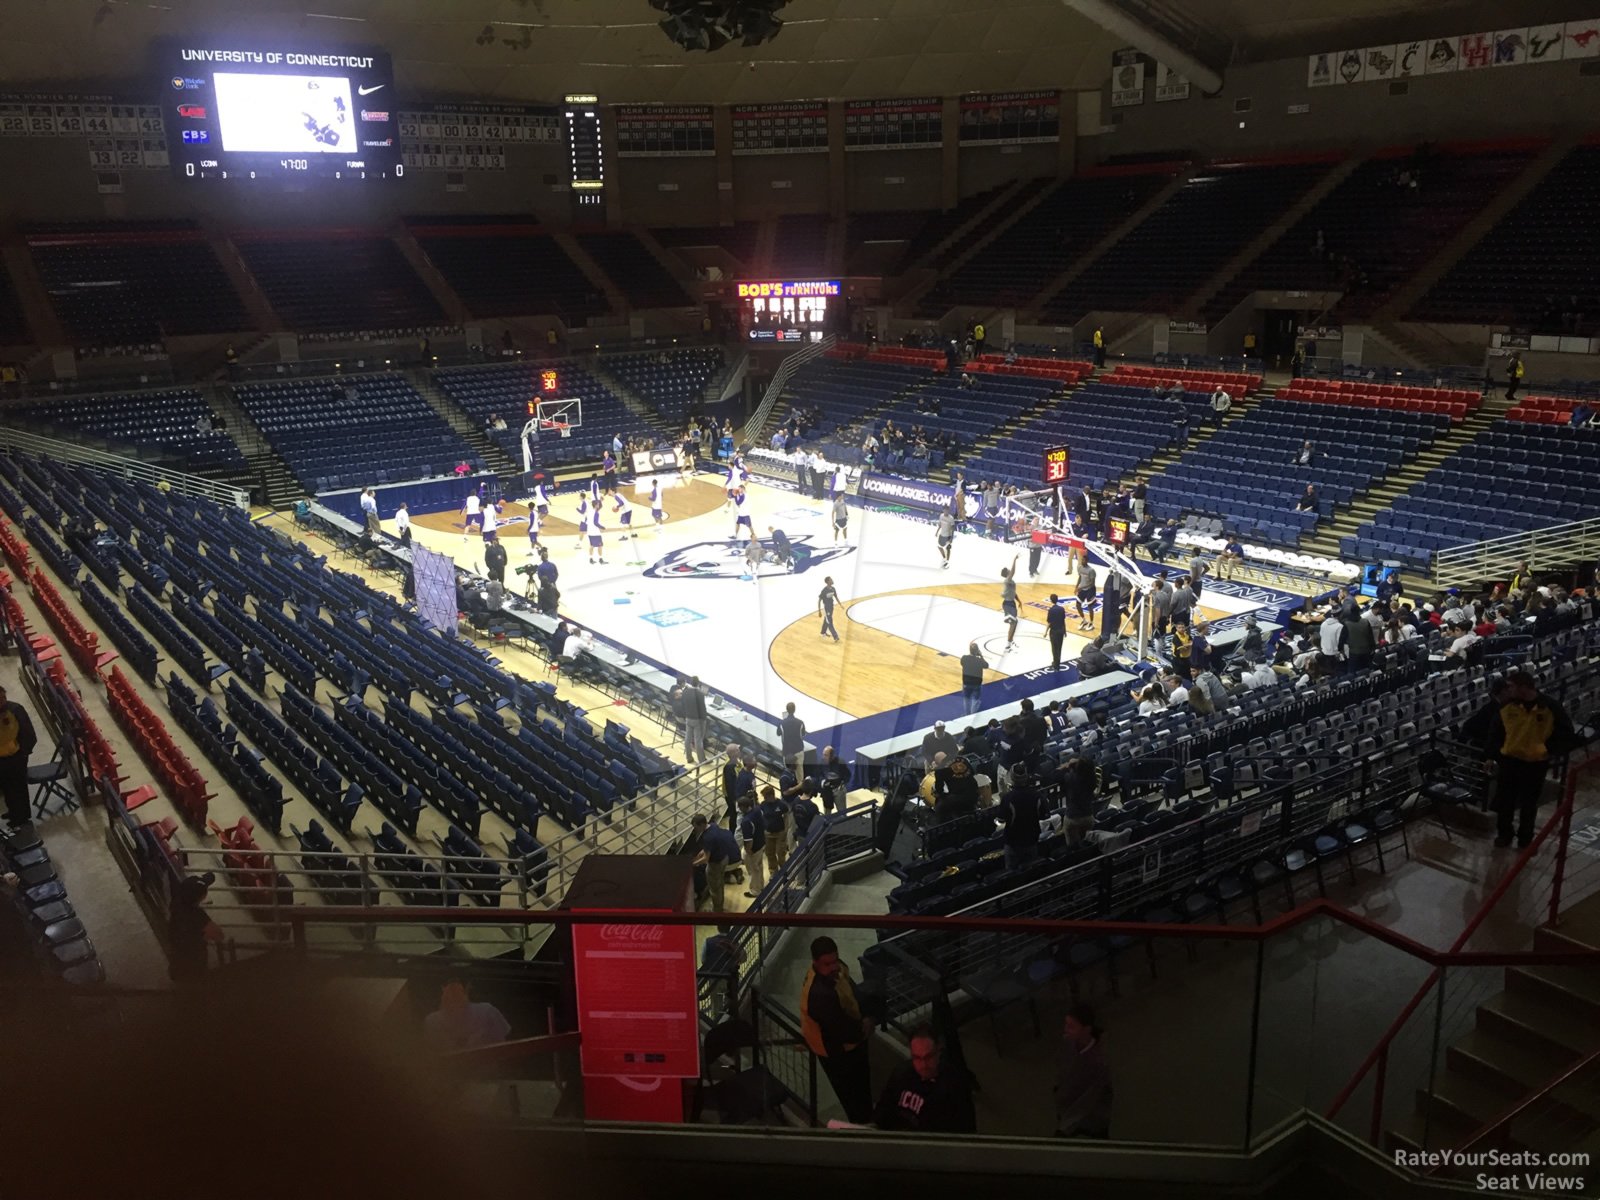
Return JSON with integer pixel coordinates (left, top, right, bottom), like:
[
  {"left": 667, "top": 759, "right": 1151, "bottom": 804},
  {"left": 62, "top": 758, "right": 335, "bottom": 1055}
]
[{"left": 647, "top": 1, "right": 788, "bottom": 52}]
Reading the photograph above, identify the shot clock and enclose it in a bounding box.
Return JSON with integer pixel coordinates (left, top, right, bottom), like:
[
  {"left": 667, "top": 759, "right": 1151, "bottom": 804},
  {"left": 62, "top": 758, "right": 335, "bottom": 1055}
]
[{"left": 1042, "top": 444, "right": 1070, "bottom": 486}]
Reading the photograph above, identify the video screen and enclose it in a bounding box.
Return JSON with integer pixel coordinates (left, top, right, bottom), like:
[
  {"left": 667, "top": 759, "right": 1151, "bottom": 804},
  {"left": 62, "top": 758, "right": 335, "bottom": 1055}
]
[
  {"left": 215, "top": 72, "right": 357, "bottom": 154},
  {"left": 159, "top": 43, "right": 401, "bottom": 181}
]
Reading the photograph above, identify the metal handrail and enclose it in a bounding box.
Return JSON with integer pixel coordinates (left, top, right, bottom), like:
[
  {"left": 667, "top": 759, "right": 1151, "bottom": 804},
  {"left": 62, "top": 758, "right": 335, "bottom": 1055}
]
[
  {"left": 740, "top": 335, "right": 835, "bottom": 446},
  {"left": 1322, "top": 749, "right": 1599, "bottom": 1136},
  {"left": 0, "top": 427, "right": 249, "bottom": 509},
  {"left": 1433, "top": 514, "right": 1600, "bottom": 587},
  {"left": 1424, "top": 1045, "right": 1600, "bottom": 1172}
]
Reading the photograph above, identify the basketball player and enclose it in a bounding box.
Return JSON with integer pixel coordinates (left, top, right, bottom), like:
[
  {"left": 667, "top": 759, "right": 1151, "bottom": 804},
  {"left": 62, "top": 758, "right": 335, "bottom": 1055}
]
[
  {"left": 730, "top": 485, "right": 753, "bottom": 544},
  {"left": 526, "top": 505, "right": 542, "bottom": 555},
  {"left": 481, "top": 497, "right": 500, "bottom": 542},
  {"left": 724, "top": 454, "right": 746, "bottom": 503},
  {"left": 831, "top": 493, "right": 849, "bottom": 546},
  {"left": 611, "top": 490, "right": 634, "bottom": 540},
  {"left": 585, "top": 502, "right": 606, "bottom": 565},
  {"left": 574, "top": 493, "right": 590, "bottom": 551},
  {"left": 935, "top": 509, "right": 956, "bottom": 569},
  {"left": 999, "top": 554, "right": 1020, "bottom": 651},
  {"left": 461, "top": 488, "right": 482, "bottom": 541},
  {"left": 743, "top": 531, "right": 764, "bottom": 582},
  {"left": 1074, "top": 559, "right": 1098, "bottom": 631},
  {"left": 650, "top": 478, "right": 667, "bottom": 530},
  {"left": 831, "top": 462, "right": 848, "bottom": 500},
  {"left": 532, "top": 479, "right": 552, "bottom": 520}
]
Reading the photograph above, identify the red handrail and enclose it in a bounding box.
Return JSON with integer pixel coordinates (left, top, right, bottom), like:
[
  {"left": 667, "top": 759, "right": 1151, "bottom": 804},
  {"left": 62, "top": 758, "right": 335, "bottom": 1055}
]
[
  {"left": 1323, "top": 750, "right": 1600, "bottom": 1128},
  {"left": 1424, "top": 1045, "right": 1600, "bottom": 1172},
  {"left": 269, "top": 896, "right": 1600, "bottom": 970}
]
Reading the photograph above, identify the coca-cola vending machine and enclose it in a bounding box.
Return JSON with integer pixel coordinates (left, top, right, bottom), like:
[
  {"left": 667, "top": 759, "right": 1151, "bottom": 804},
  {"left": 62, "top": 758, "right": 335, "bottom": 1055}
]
[{"left": 566, "top": 855, "right": 700, "bottom": 1123}]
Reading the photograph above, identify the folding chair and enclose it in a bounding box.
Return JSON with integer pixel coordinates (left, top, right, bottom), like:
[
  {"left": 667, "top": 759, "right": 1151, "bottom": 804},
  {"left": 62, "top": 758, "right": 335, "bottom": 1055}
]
[{"left": 30, "top": 749, "right": 77, "bottom": 820}]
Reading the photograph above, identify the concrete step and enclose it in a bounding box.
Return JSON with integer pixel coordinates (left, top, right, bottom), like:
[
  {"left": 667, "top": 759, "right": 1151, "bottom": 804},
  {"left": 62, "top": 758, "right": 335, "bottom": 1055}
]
[{"left": 1478, "top": 989, "right": 1600, "bottom": 1060}]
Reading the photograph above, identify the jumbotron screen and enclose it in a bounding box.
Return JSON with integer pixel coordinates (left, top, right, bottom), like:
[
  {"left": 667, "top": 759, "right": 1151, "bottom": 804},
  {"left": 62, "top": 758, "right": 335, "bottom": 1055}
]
[{"left": 160, "top": 44, "right": 401, "bottom": 180}]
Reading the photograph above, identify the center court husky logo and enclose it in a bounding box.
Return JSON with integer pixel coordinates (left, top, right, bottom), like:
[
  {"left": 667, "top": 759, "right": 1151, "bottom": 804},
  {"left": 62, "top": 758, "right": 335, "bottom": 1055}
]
[{"left": 643, "top": 535, "right": 852, "bottom": 580}]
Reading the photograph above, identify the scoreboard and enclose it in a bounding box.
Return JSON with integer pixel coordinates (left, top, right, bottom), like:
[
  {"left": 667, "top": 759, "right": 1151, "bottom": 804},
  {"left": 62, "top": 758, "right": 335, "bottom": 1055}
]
[{"left": 1042, "top": 444, "right": 1070, "bottom": 485}]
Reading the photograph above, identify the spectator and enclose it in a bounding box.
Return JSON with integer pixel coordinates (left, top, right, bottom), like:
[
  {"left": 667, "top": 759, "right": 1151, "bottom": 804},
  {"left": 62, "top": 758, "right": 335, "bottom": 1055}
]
[
  {"left": 1295, "top": 440, "right": 1316, "bottom": 466},
  {"left": 359, "top": 487, "right": 379, "bottom": 535},
  {"left": 959, "top": 642, "right": 988, "bottom": 716},
  {"left": 1151, "top": 519, "right": 1179, "bottom": 562},
  {"left": 1077, "top": 636, "right": 1113, "bottom": 677},
  {"left": 1017, "top": 698, "right": 1048, "bottom": 760},
  {"left": 1192, "top": 666, "right": 1228, "bottom": 709},
  {"left": 1054, "top": 1004, "right": 1113, "bottom": 1138},
  {"left": 1505, "top": 352, "right": 1525, "bottom": 402},
  {"left": 1318, "top": 611, "right": 1345, "bottom": 672},
  {"left": 1060, "top": 757, "right": 1099, "bottom": 846},
  {"left": 1570, "top": 402, "right": 1594, "bottom": 429},
  {"left": 701, "top": 926, "right": 746, "bottom": 1016},
  {"left": 921, "top": 720, "right": 958, "bottom": 768},
  {"left": 1344, "top": 606, "right": 1376, "bottom": 672},
  {"left": 737, "top": 794, "right": 767, "bottom": 898},
  {"left": 778, "top": 701, "right": 807, "bottom": 779},
  {"left": 691, "top": 814, "right": 739, "bottom": 908},
  {"left": 1135, "top": 685, "right": 1166, "bottom": 717},
  {"left": 1242, "top": 656, "right": 1279, "bottom": 690},
  {"left": 1046, "top": 593, "right": 1067, "bottom": 669},
  {"left": 1092, "top": 326, "right": 1105, "bottom": 367},
  {"left": 1209, "top": 386, "right": 1232, "bottom": 424},
  {"left": 933, "top": 756, "right": 981, "bottom": 822},
  {"left": 680, "top": 676, "right": 708, "bottom": 764},
  {"left": 874, "top": 1025, "right": 978, "bottom": 1134},
  {"left": 1215, "top": 537, "right": 1245, "bottom": 580},
  {"left": 394, "top": 502, "right": 411, "bottom": 546},
  {"left": 720, "top": 743, "right": 742, "bottom": 828},
  {"left": 483, "top": 537, "right": 508, "bottom": 587},
  {"left": 0, "top": 685, "right": 38, "bottom": 830},
  {"left": 424, "top": 978, "right": 511, "bottom": 1053},
  {"left": 1443, "top": 620, "right": 1480, "bottom": 660},
  {"left": 994, "top": 765, "right": 1044, "bottom": 870},
  {"left": 1296, "top": 484, "right": 1319, "bottom": 513},
  {"left": 800, "top": 936, "right": 875, "bottom": 1124},
  {"left": 1487, "top": 670, "right": 1577, "bottom": 848},
  {"left": 757, "top": 784, "right": 790, "bottom": 873}
]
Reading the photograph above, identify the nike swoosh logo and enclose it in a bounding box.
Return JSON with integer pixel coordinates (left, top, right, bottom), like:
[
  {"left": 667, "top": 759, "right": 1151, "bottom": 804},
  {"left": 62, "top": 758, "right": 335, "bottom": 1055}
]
[{"left": 357, "top": 84, "right": 385, "bottom": 96}]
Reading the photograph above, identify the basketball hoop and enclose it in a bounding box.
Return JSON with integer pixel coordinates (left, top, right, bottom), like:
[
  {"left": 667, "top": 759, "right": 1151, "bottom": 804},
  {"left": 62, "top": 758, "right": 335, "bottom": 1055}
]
[{"left": 540, "top": 419, "right": 572, "bottom": 439}]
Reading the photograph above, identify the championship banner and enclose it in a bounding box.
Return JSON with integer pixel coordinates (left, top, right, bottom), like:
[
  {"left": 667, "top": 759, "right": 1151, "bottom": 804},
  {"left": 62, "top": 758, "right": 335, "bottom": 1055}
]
[
  {"left": 731, "top": 101, "right": 827, "bottom": 155},
  {"left": 957, "top": 90, "right": 1061, "bottom": 145},
  {"left": 843, "top": 97, "right": 942, "bottom": 151},
  {"left": 1309, "top": 17, "right": 1600, "bottom": 86},
  {"left": 615, "top": 104, "right": 714, "bottom": 157}
]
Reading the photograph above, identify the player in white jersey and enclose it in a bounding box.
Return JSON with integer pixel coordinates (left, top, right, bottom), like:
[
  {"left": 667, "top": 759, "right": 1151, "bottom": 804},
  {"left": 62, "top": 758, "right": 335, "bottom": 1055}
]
[
  {"left": 481, "top": 499, "right": 500, "bottom": 541},
  {"left": 574, "top": 494, "right": 590, "bottom": 550},
  {"left": 585, "top": 505, "right": 606, "bottom": 565},
  {"left": 831, "top": 465, "right": 849, "bottom": 499},
  {"left": 650, "top": 479, "right": 667, "bottom": 529},
  {"left": 730, "top": 486, "right": 753, "bottom": 544},
  {"left": 462, "top": 490, "right": 482, "bottom": 541},
  {"left": 611, "top": 491, "right": 634, "bottom": 540},
  {"left": 526, "top": 505, "right": 542, "bottom": 554},
  {"left": 532, "top": 481, "right": 552, "bottom": 518}
]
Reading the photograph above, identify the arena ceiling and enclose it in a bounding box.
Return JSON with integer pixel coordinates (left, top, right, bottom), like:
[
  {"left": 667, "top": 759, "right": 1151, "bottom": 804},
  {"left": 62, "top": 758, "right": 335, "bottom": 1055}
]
[{"left": 4, "top": 0, "right": 1598, "bottom": 106}]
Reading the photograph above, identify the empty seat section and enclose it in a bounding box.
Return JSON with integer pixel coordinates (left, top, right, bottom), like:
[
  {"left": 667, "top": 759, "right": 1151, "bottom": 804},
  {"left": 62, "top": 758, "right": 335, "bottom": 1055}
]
[
  {"left": 238, "top": 236, "right": 443, "bottom": 332},
  {"left": 411, "top": 225, "right": 599, "bottom": 323},
  {"left": 1345, "top": 419, "right": 1600, "bottom": 569},
  {"left": 9, "top": 389, "right": 247, "bottom": 479},
  {"left": 233, "top": 374, "right": 474, "bottom": 490},
  {"left": 573, "top": 232, "right": 690, "bottom": 308},
  {"left": 432, "top": 361, "right": 651, "bottom": 466},
  {"left": 846, "top": 210, "right": 936, "bottom": 275},
  {"left": 1040, "top": 159, "right": 1332, "bottom": 323},
  {"left": 1413, "top": 144, "right": 1600, "bottom": 334},
  {"left": 770, "top": 213, "right": 831, "bottom": 276},
  {"left": 27, "top": 222, "right": 249, "bottom": 344},
  {"left": 917, "top": 170, "right": 1177, "bottom": 316},
  {"left": 602, "top": 347, "right": 725, "bottom": 426}
]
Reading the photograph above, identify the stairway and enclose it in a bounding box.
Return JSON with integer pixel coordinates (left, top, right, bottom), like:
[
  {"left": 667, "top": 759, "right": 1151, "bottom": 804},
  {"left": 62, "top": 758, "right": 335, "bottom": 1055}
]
[
  {"left": 200, "top": 221, "right": 283, "bottom": 334},
  {"left": 899, "top": 178, "right": 1063, "bottom": 316},
  {"left": 548, "top": 231, "right": 628, "bottom": 317},
  {"left": 404, "top": 367, "right": 519, "bottom": 479},
  {"left": 632, "top": 227, "right": 702, "bottom": 301},
  {"left": 1382, "top": 133, "right": 1583, "bottom": 322},
  {"left": 1179, "top": 157, "right": 1364, "bottom": 319},
  {"left": 905, "top": 178, "right": 1032, "bottom": 273},
  {"left": 1296, "top": 390, "right": 1514, "bottom": 569},
  {"left": 205, "top": 384, "right": 302, "bottom": 509},
  {"left": 1102, "top": 382, "right": 1258, "bottom": 497},
  {"left": 585, "top": 358, "right": 675, "bottom": 438},
  {"left": 1386, "top": 893, "right": 1600, "bottom": 1162},
  {"left": 1024, "top": 168, "right": 1196, "bottom": 316},
  {"left": 391, "top": 225, "right": 473, "bottom": 327},
  {"left": 700, "top": 347, "right": 746, "bottom": 411},
  {"left": 1, "top": 241, "right": 67, "bottom": 347}
]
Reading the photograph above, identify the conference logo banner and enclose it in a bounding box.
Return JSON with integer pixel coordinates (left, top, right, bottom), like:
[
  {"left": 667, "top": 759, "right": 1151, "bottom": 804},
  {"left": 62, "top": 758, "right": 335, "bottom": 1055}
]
[{"left": 1308, "top": 17, "right": 1599, "bottom": 85}]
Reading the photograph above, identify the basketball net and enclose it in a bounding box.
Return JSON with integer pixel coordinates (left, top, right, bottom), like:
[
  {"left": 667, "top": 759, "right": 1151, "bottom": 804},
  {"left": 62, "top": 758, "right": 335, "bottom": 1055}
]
[{"left": 540, "top": 419, "right": 572, "bottom": 439}]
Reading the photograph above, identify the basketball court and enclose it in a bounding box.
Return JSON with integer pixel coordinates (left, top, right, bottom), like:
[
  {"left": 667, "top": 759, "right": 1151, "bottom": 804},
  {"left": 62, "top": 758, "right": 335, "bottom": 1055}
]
[{"left": 392, "top": 472, "right": 1277, "bottom": 732}]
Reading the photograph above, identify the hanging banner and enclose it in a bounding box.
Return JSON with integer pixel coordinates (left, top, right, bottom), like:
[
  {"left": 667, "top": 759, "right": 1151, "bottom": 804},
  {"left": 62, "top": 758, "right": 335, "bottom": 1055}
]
[
  {"left": 1154, "top": 62, "right": 1190, "bottom": 102},
  {"left": 1307, "top": 17, "right": 1600, "bottom": 82},
  {"left": 1110, "top": 49, "right": 1146, "bottom": 108},
  {"left": 958, "top": 91, "right": 1060, "bottom": 145}
]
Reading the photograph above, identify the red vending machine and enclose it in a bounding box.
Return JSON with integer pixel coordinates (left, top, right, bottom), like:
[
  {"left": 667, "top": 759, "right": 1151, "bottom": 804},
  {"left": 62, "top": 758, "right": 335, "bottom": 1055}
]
[{"left": 566, "top": 854, "right": 700, "bottom": 1123}]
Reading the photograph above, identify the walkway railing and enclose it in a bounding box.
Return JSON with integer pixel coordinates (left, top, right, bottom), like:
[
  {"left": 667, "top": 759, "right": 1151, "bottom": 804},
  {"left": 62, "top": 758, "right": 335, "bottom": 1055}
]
[
  {"left": 1433, "top": 514, "right": 1600, "bottom": 587},
  {"left": 0, "top": 427, "right": 249, "bottom": 509},
  {"left": 740, "top": 335, "right": 835, "bottom": 446}
]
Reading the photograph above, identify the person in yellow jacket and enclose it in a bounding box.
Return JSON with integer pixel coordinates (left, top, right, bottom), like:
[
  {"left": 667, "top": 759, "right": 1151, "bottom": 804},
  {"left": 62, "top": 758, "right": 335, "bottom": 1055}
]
[
  {"left": 1505, "top": 351, "right": 1525, "bottom": 402},
  {"left": 1092, "top": 326, "right": 1105, "bottom": 367},
  {"left": 1486, "top": 669, "right": 1576, "bottom": 849},
  {"left": 799, "top": 935, "right": 874, "bottom": 1122},
  {"left": 972, "top": 322, "right": 986, "bottom": 358}
]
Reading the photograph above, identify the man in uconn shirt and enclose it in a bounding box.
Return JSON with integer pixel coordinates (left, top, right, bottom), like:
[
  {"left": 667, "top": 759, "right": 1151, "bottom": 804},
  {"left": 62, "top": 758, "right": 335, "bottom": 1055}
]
[{"left": 873, "top": 1025, "right": 977, "bottom": 1134}]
